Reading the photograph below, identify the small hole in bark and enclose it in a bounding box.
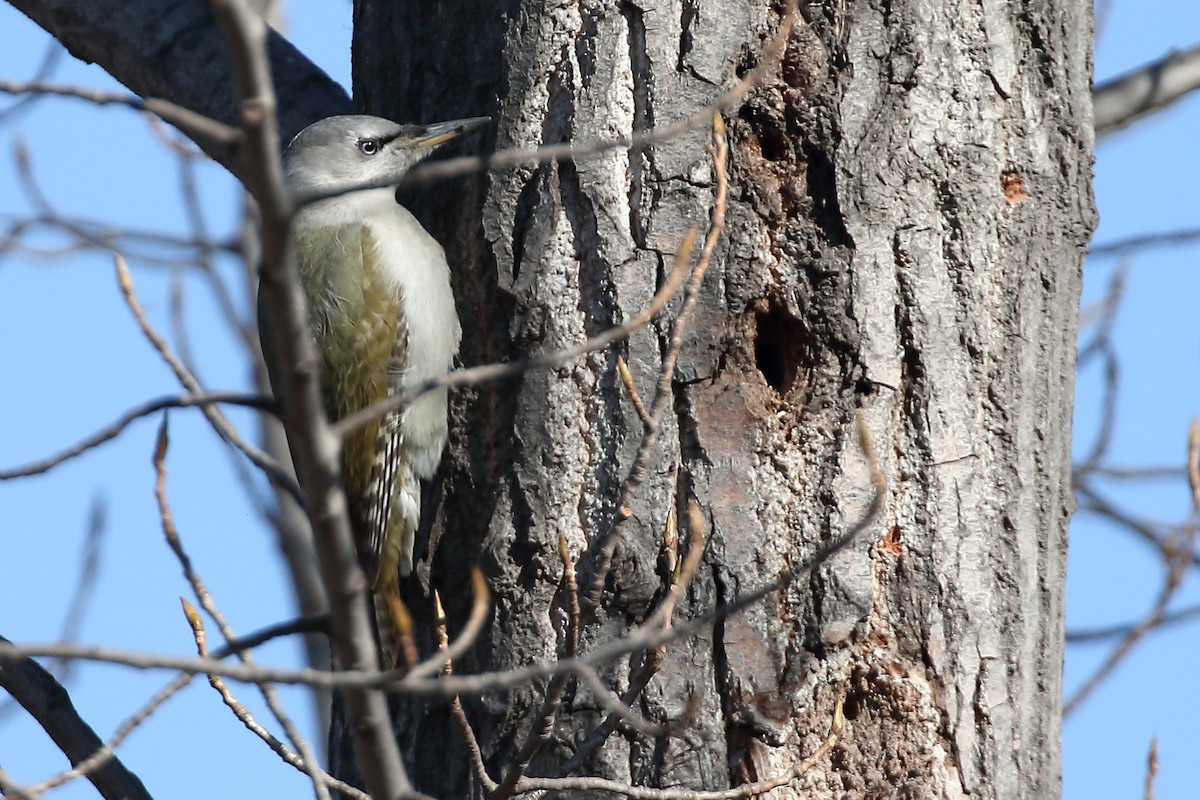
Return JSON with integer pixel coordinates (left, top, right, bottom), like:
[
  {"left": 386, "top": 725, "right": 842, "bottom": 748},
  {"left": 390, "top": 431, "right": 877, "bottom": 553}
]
[
  {"left": 842, "top": 693, "right": 862, "bottom": 720},
  {"left": 754, "top": 302, "right": 805, "bottom": 393}
]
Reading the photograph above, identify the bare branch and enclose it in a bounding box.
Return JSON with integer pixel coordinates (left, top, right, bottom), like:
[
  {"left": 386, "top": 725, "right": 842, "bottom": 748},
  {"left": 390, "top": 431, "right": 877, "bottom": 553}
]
[
  {"left": 0, "top": 211, "right": 239, "bottom": 266},
  {"left": 0, "top": 392, "right": 275, "bottom": 481},
  {"left": 492, "top": 539, "right": 586, "bottom": 798},
  {"left": 208, "top": 1, "right": 416, "bottom": 797},
  {"left": 368, "top": 0, "right": 797, "bottom": 196},
  {"left": 0, "top": 494, "right": 108, "bottom": 718},
  {"left": 180, "top": 601, "right": 353, "bottom": 800},
  {"left": 330, "top": 233, "right": 693, "bottom": 440},
  {"left": 1088, "top": 226, "right": 1200, "bottom": 259},
  {"left": 434, "top": 593, "right": 497, "bottom": 794},
  {"left": 0, "top": 635, "right": 153, "bottom": 800},
  {"left": 1144, "top": 737, "right": 1159, "bottom": 800},
  {"left": 1094, "top": 44, "right": 1200, "bottom": 136},
  {"left": 1066, "top": 601, "right": 1200, "bottom": 643},
  {"left": 1065, "top": 422, "right": 1200, "bottom": 716},
  {"left": 7, "top": 0, "right": 352, "bottom": 171},
  {"left": 580, "top": 112, "right": 729, "bottom": 615},
  {"left": 151, "top": 419, "right": 330, "bottom": 800},
  {"left": 115, "top": 254, "right": 301, "bottom": 501},
  {"left": 0, "top": 79, "right": 239, "bottom": 147},
  {"left": 211, "top": 615, "right": 330, "bottom": 658},
  {"left": 1074, "top": 262, "right": 1128, "bottom": 477},
  {"left": 0, "top": 39, "right": 63, "bottom": 122},
  {"left": 1075, "top": 485, "right": 1200, "bottom": 570},
  {"left": 511, "top": 699, "right": 843, "bottom": 799},
  {"left": 27, "top": 614, "right": 326, "bottom": 796},
  {"left": 1081, "top": 465, "right": 1186, "bottom": 482},
  {"left": 616, "top": 356, "right": 651, "bottom": 428},
  {"left": 0, "top": 767, "right": 44, "bottom": 800},
  {"left": 407, "top": 569, "right": 491, "bottom": 681},
  {"left": 0, "top": 546, "right": 841, "bottom": 696}
]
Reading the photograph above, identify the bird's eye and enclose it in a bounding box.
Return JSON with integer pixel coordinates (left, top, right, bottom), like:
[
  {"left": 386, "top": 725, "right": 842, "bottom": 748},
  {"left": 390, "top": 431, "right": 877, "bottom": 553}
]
[{"left": 358, "top": 139, "right": 380, "bottom": 156}]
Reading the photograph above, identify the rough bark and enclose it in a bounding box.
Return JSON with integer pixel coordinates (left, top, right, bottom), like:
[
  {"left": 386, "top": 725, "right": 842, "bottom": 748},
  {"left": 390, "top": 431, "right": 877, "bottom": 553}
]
[{"left": 350, "top": 0, "right": 1096, "bottom": 798}]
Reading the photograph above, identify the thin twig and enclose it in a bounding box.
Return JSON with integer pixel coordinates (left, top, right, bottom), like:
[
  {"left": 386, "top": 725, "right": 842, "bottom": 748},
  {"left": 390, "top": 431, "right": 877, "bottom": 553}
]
[
  {"left": 43, "top": 496, "right": 107, "bottom": 687},
  {"left": 560, "top": 535, "right": 581, "bottom": 658},
  {"left": 1065, "top": 423, "right": 1200, "bottom": 716},
  {"left": 0, "top": 40, "right": 63, "bottom": 122},
  {"left": 435, "top": 591, "right": 498, "bottom": 794},
  {"left": 616, "top": 356, "right": 651, "bottom": 428},
  {"left": 1088, "top": 226, "right": 1200, "bottom": 259},
  {"left": 151, "top": 418, "right": 332, "bottom": 800},
  {"left": 281, "top": 0, "right": 796, "bottom": 216},
  {"left": 1144, "top": 736, "right": 1158, "bottom": 800},
  {"left": 561, "top": 500, "right": 707, "bottom": 772},
  {"left": 406, "top": 568, "right": 491, "bottom": 680},
  {"left": 1079, "top": 465, "right": 1186, "bottom": 482},
  {"left": 1066, "top": 602, "right": 1200, "bottom": 643},
  {"left": 331, "top": 237, "right": 694, "bottom": 440},
  {"left": 580, "top": 112, "right": 729, "bottom": 616},
  {"left": 0, "top": 79, "right": 240, "bottom": 146},
  {"left": 0, "top": 211, "right": 239, "bottom": 261},
  {"left": 0, "top": 635, "right": 151, "bottom": 800},
  {"left": 210, "top": 1, "right": 417, "bottom": 795},
  {"left": 571, "top": 665, "right": 668, "bottom": 737},
  {"left": 492, "top": 538, "right": 585, "bottom": 798},
  {"left": 181, "top": 601, "right": 352, "bottom": 800},
  {"left": 513, "top": 699, "right": 843, "bottom": 799},
  {"left": 3, "top": 532, "right": 863, "bottom": 696},
  {"left": 1075, "top": 485, "right": 1200, "bottom": 569},
  {"left": 0, "top": 392, "right": 276, "bottom": 480},
  {"left": 30, "top": 674, "right": 192, "bottom": 794},
  {"left": 115, "top": 254, "right": 301, "bottom": 501},
  {"left": 0, "top": 767, "right": 44, "bottom": 800},
  {"left": 5, "top": 439, "right": 874, "bottom": 728},
  {"left": 0, "top": 583, "right": 776, "bottom": 693},
  {"left": 26, "top": 614, "right": 327, "bottom": 795},
  {"left": 1075, "top": 262, "right": 1128, "bottom": 476}
]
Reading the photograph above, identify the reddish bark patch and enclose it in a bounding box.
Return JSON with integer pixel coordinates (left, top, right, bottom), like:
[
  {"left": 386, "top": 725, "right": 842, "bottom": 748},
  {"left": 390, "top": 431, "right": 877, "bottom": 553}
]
[
  {"left": 1001, "top": 169, "right": 1027, "bottom": 203},
  {"left": 879, "top": 525, "right": 903, "bottom": 555}
]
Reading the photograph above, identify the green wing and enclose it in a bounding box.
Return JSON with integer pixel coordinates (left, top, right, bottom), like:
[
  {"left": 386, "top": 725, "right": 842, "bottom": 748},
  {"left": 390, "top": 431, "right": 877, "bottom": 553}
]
[{"left": 291, "top": 224, "right": 410, "bottom": 583}]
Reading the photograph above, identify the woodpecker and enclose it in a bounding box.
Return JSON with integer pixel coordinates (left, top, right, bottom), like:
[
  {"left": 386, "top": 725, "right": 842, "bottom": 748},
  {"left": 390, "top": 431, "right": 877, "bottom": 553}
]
[{"left": 266, "top": 114, "right": 486, "bottom": 664}]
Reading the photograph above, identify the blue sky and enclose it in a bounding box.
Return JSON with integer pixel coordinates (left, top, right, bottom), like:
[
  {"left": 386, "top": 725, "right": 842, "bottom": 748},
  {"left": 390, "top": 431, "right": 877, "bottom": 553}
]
[{"left": 2, "top": 3, "right": 1199, "bottom": 799}]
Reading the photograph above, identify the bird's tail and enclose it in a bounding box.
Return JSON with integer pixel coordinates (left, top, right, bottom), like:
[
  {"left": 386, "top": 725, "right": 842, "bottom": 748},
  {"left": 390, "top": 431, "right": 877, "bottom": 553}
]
[
  {"left": 371, "top": 460, "right": 421, "bottom": 668},
  {"left": 373, "top": 581, "right": 407, "bottom": 669}
]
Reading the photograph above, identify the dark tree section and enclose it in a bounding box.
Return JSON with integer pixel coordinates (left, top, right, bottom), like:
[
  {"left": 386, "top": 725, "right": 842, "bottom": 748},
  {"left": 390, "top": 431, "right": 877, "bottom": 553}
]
[{"left": 349, "top": 0, "right": 1095, "bottom": 798}]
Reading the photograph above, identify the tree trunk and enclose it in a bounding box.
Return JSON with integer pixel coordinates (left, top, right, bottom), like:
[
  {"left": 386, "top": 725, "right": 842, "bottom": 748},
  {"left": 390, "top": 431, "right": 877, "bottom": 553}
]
[{"left": 346, "top": 0, "right": 1096, "bottom": 798}]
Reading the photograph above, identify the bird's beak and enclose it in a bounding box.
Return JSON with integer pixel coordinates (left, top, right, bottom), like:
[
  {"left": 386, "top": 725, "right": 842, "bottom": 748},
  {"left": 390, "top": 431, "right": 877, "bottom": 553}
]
[{"left": 410, "top": 116, "right": 491, "bottom": 150}]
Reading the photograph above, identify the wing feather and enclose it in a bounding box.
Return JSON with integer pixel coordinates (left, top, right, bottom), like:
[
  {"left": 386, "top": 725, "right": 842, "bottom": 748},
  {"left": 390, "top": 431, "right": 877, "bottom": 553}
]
[{"left": 294, "top": 223, "right": 422, "bottom": 584}]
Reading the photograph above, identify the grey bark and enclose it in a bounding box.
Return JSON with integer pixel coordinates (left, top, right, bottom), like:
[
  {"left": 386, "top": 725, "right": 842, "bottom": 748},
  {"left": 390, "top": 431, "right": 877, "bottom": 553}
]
[{"left": 352, "top": 0, "right": 1095, "bottom": 798}]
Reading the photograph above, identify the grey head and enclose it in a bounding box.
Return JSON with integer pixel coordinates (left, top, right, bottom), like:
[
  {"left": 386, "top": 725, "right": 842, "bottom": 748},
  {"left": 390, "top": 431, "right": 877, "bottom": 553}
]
[{"left": 283, "top": 114, "right": 489, "bottom": 196}]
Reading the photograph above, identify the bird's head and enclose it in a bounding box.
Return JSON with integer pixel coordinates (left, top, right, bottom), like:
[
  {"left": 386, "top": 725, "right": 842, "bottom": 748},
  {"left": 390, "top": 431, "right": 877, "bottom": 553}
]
[{"left": 282, "top": 114, "right": 489, "bottom": 197}]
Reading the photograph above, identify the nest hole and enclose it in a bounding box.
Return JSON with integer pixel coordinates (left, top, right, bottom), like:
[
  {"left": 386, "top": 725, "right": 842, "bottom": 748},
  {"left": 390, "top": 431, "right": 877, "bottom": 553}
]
[{"left": 754, "top": 303, "right": 806, "bottom": 394}]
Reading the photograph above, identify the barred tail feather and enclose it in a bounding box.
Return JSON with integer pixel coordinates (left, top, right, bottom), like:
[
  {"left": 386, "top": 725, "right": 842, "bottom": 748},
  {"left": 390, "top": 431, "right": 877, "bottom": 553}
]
[
  {"left": 365, "top": 419, "right": 422, "bottom": 667},
  {"left": 373, "top": 589, "right": 399, "bottom": 669}
]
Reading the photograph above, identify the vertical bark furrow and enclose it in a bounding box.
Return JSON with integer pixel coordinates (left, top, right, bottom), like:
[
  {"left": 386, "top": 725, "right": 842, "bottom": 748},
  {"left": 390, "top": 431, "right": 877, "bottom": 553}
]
[{"left": 348, "top": 0, "right": 1095, "bottom": 796}]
